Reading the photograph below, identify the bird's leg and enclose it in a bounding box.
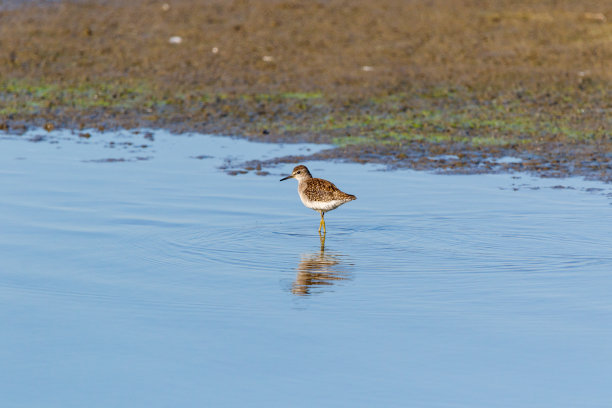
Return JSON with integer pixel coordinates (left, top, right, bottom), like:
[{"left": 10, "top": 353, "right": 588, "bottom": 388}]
[
  {"left": 318, "top": 211, "right": 326, "bottom": 233},
  {"left": 322, "top": 212, "right": 326, "bottom": 233}
]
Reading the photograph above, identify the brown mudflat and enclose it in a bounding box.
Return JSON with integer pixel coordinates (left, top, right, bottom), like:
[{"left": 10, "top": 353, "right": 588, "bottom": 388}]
[{"left": 1, "top": 0, "right": 611, "bottom": 180}]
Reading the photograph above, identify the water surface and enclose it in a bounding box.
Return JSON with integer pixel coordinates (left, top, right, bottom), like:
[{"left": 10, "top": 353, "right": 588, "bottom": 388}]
[{"left": 1, "top": 129, "right": 611, "bottom": 408}]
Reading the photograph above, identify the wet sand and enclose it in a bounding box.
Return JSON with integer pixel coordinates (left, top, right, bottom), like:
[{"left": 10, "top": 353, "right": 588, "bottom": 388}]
[{"left": 1, "top": 0, "right": 611, "bottom": 179}]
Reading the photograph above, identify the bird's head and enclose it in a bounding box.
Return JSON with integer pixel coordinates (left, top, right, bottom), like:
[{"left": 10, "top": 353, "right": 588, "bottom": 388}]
[{"left": 280, "top": 165, "right": 312, "bottom": 182}]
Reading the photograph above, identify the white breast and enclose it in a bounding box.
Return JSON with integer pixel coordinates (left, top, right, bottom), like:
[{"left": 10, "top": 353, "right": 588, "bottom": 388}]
[{"left": 300, "top": 195, "right": 347, "bottom": 212}]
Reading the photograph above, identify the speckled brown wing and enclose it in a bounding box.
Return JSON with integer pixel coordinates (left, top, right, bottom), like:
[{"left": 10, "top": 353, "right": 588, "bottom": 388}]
[{"left": 304, "top": 178, "right": 356, "bottom": 202}]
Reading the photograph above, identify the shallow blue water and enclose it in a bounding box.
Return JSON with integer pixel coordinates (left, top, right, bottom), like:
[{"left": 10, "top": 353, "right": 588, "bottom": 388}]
[{"left": 1, "top": 129, "right": 611, "bottom": 408}]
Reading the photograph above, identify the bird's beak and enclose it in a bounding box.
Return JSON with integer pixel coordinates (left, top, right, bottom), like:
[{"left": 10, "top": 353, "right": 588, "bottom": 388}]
[{"left": 280, "top": 175, "right": 293, "bottom": 181}]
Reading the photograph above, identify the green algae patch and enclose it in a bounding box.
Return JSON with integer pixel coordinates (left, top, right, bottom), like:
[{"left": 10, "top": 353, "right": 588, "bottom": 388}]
[
  {"left": 0, "top": 79, "right": 161, "bottom": 113},
  {"left": 274, "top": 94, "right": 609, "bottom": 150}
]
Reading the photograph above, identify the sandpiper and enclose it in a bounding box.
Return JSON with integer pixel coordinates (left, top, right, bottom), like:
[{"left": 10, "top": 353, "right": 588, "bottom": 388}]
[{"left": 280, "top": 165, "right": 356, "bottom": 233}]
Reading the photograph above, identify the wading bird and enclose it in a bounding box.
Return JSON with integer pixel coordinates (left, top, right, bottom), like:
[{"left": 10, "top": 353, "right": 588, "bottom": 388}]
[{"left": 280, "top": 165, "right": 356, "bottom": 233}]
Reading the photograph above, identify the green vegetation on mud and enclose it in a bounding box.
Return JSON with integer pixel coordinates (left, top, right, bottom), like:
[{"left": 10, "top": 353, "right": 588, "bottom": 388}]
[
  {"left": 0, "top": 79, "right": 166, "bottom": 114},
  {"left": 2, "top": 77, "right": 610, "bottom": 157}
]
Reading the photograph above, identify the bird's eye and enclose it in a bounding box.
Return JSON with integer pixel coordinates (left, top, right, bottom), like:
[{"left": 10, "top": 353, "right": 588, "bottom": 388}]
[{"left": 296, "top": 171, "right": 301, "bottom": 174}]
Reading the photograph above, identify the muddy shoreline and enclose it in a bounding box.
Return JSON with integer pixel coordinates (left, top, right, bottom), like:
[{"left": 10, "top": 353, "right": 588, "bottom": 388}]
[{"left": 1, "top": 0, "right": 611, "bottom": 180}]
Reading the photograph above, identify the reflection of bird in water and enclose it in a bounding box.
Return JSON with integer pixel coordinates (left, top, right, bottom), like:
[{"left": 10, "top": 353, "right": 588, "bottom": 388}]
[{"left": 291, "top": 233, "right": 352, "bottom": 296}]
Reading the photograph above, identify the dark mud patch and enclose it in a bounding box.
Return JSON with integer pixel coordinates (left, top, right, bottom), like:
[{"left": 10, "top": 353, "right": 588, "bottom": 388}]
[
  {"left": 84, "top": 156, "right": 151, "bottom": 163},
  {"left": 27, "top": 134, "right": 47, "bottom": 143},
  {"left": 224, "top": 141, "right": 612, "bottom": 182}
]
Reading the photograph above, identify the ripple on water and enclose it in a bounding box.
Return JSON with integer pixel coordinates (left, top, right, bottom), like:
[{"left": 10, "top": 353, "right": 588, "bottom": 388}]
[{"left": 131, "top": 222, "right": 357, "bottom": 297}]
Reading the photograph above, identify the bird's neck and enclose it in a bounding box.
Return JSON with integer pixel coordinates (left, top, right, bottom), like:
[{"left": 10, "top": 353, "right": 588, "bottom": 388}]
[{"left": 296, "top": 174, "right": 313, "bottom": 182}]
